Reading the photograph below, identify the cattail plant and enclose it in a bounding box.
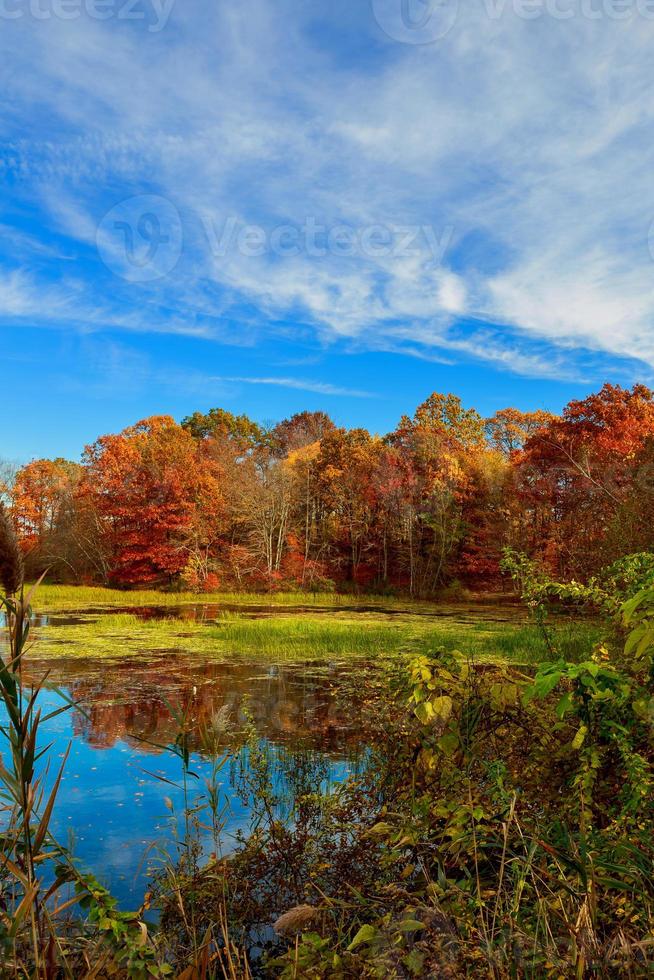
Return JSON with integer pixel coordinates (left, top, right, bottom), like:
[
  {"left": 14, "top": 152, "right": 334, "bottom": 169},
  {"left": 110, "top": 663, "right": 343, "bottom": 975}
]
[
  {"left": 0, "top": 504, "right": 76, "bottom": 975},
  {"left": 0, "top": 511, "right": 167, "bottom": 976},
  {"left": 0, "top": 502, "right": 49, "bottom": 973},
  {"left": 0, "top": 502, "right": 23, "bottom": 598},
  {"left": 0, "top": 502, "right": 24, "bottom": 669}
]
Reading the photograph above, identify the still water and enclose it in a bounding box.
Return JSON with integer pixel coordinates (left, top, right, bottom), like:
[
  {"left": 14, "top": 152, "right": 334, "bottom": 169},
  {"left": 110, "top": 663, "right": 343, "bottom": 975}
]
[{"left": 2, "top": 648, "right": 370, "bottom": 909}]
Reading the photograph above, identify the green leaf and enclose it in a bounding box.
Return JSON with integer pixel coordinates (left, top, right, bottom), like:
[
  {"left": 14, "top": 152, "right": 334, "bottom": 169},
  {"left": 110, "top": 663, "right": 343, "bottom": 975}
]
[
  {"left": 437, "top": 732, "right": 459, "bottom": 757},
  {"left": 367, "top": 822, "right": 393, "bottom": 836},
  {"left": 556, "top": 692, "right": 574, "bottom": 720},
  {"left": 347, "top": 924, "right": 378, "bottom": 950},
  {"left": 534, "top": 670, "right": 562, "bottom": 698},
  {"left": 403, "top": 950, "right": 426, "bottom": 975},
  {"left": 571, "top": 724, "right": 588, "bottom": 750},
  {"left": 397, "top": 919, "right": 425, "bottom": 933},
  {"left": 414, "top": 701, "right": 433, "bottom": 725}
]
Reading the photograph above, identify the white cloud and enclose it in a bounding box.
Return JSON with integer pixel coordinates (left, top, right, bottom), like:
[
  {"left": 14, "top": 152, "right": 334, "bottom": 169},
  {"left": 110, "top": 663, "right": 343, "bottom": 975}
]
[
  {"left": 213, "top": 376, "right": 374, "bottom": 398},
  {"left": 438, "top": 272, "right": 467, "bottom": 315},
  {"left": 0, "top": 269, "right": 72, "bottom": 318},
  {"left": 1, "top": 2, "right": 654, "bottom": 379}
]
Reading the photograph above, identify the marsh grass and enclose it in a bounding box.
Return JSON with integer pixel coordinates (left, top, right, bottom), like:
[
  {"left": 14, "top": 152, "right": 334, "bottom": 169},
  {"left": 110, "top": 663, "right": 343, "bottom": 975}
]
[
  {"left": 418, "top": 619, "right": 604, "bottom": 664},
  {"left": 209, "top": 616, "right": 600, "bottom": 662},
  {"left": 208, "top": 617, "right": 411, "bottom": 656},
  {"left": 34, "top": 613, "right": 413, "bottom": 660},
  {"left": 79, "top": 612, "right": 189, "bottom": 633},
  {"left": 30, "top": 598, "right": 600, "bottom": 666},
  {"left": 33, "top": 583, "right": 433, "bottom": 611}
]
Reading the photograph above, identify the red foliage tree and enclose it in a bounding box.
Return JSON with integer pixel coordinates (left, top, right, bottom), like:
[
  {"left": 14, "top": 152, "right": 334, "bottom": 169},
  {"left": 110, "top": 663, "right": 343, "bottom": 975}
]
[
  {"left": 12, "top": 383, "right": 654, "bottom": 594},
  {"left": 83, "top": 416, "right": 224, "bottom": 586},
  {"left": 515, "top": 384, "right": 654, "bottom": 577}
]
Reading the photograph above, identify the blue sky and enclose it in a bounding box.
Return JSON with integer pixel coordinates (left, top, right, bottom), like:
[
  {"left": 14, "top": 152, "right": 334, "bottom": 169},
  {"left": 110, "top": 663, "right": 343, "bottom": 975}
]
[{"left": 1, "top": 0, "right": 653, "bottom": 461}]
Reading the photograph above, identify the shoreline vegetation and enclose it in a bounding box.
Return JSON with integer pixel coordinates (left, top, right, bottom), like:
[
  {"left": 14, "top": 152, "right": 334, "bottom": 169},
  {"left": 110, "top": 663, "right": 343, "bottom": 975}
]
[
  {"left": 3, "top": 549, "right": 654, "bottom": 976},
  {"left": 32, "top": 581, "right": 514, "bottom": 611},
  {"left": 28, "top": 583, "right": 601, "bottom": 666}
]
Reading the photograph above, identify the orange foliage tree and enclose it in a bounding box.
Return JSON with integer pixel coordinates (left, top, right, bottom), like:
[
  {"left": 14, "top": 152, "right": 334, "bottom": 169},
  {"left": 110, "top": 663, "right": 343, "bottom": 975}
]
[
  {"left": 8, "top": 383, "right": 654, "bottom": 593},
  {"left": 82, "top": 417, "right": 224, "bottom": 586},
  {"left": 514, "top": 384, "right": 654, "bottom": 577}
]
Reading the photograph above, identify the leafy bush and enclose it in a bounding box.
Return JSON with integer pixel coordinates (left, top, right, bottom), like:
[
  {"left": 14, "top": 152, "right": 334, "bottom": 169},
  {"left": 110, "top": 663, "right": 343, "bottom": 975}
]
[
  {"left": 255, "top": 572, "right": 654, "bottom": 976},
  {"left": 600, "top": 552, "right": 654, "bottom": 601}
]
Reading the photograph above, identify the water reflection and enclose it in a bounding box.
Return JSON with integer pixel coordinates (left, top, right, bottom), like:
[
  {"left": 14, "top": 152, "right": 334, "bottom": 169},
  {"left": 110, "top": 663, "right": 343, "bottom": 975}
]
[
  {"left": 3, "top": 652, "right": 369, "bottom": 908},
  {"left": 2, "top": 595, "right": 526, "bottom": 630},
  {"left": 27, "top": 654, "right": 366, "bottom": 754}
]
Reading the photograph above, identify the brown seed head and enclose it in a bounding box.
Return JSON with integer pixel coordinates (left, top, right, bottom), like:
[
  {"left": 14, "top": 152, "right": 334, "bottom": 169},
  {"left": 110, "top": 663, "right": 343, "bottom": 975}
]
[
  {"left": 273, "top": 905, "right": 317, "bottom": 936},
  {"left": 0, "top": 504, "right": 23, "bottom": 597}
]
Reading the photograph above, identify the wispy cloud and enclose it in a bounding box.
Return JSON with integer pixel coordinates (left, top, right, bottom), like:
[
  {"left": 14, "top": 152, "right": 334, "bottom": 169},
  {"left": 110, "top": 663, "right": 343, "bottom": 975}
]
[
  {"left": 212, "top": 376, "right": 374, "bottom": 397},
  {"left": 1, "top": 2, "right": 653, "bottom": 382}
]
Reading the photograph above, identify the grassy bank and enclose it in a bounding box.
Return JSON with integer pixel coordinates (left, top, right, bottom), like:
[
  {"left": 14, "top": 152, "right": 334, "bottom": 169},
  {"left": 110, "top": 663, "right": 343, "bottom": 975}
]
[
  {"left": 31, "top": 601, "right": 601, "bottom": 664},
  {"left": 33, "top": 583, "right": 432, "bottom": 611}
]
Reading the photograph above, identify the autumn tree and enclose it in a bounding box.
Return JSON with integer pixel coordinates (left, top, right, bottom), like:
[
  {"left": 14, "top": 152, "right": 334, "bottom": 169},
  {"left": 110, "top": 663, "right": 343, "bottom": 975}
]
[
  {"left": 9, "top": 458, "right": 94, "bottom": 578},
  {"left": 83, "top": 417, "right": 224, "bottom": 586},
  {"left": 270, "top": 411, "right": 335, "bottom": 455},
  {"left": 182, "top": 407, "right": 264, "bottom": 450},
  {"left": 610, "top": 436, "right": 654, "bottom": 558},
  {"left": 514, "top": 384, "right": 654, "bottom": 577},
  {"left": 12, "top": 459, "right": 77, "bottom": 545},
  {"left": 229, "top": 451, "right": 295, "bottom": 580},
  {"left": 314, "top": 428, "right": 382, "bottom": 586},
  {"left": 456, "top": 448, "right": 511, "bottom": 583},
  {"left": 284, "top": 441, "right": 326, "bottom": 586},
  {"left": 485, "top": 408, "right": 555, "bottom": 457},
  {"left": 386, "top": 393, "right": 488, "bottom": 593}
]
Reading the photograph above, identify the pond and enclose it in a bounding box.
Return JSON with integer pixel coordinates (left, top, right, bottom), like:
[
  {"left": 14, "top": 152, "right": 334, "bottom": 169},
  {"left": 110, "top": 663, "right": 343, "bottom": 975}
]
[
  {"left": 1, "top": 595, "right": 558, "bottom": 916},
  {"left": 2, "top": 646, "right": 371, "bottom": 910},
  {"left": 11, "top": 596, "right": 525, "bottom": 629}
]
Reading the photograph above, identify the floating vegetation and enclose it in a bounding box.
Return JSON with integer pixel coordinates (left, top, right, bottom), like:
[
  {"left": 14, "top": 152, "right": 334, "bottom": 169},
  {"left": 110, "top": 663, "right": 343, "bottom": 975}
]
[
  {"left": 34, "top": 583, "right": 439, "bottom": 612},
  {"left": 26, "top": 590, "right": 601, "bottom": 666}
]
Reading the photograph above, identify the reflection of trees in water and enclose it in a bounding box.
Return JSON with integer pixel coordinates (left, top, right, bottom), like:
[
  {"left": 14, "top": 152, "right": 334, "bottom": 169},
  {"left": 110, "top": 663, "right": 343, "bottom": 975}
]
[
  {"left": 229, "top": 739, "right": 369, "bottom": 827},
  {"left": 32, "top": 658, "right": 366, "bottom": 757}
]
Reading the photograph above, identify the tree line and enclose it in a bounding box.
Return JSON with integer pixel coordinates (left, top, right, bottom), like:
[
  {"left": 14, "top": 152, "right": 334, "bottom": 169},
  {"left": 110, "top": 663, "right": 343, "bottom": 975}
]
[{"left": 3, "top": 382, "right": 654, "bottom": 593}]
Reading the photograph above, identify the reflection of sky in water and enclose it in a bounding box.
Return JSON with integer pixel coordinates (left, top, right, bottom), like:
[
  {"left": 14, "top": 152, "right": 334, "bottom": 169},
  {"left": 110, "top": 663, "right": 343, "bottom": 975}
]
[{"left": 0, "top": 662, "right": 366, "bottom": 909}]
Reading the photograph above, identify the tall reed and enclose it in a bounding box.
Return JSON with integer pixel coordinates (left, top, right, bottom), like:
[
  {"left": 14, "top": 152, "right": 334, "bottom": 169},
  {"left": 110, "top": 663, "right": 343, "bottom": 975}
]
[
  {"left": 0, "top": 506, "right": 177, "bottom": 977},
  {"left": 0, "top": 502, "right": 56, "bottom": 974}
]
